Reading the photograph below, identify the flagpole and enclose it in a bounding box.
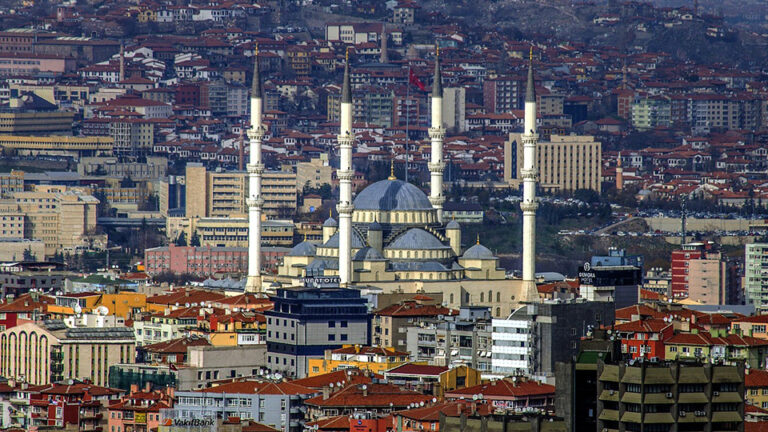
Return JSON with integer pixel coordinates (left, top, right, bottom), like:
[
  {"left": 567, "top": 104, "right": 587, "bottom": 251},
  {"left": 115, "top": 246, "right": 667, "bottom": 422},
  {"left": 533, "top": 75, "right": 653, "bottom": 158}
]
[{"left": 405, "top": 64, "right": 410, "bottom": 183}]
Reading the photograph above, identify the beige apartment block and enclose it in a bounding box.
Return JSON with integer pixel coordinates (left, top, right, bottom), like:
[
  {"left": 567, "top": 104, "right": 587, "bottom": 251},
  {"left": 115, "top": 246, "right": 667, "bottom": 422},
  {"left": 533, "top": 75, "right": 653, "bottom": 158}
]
[
  {"left": 296, "top": 156, "right": 332, "bottom": 190},
  {"left": 0, "top": 322, "right": 135, "bottom": 386},
  {"left": 0, "top": 185, "right": 103, "bottom": 256},
  {"left": 185, "top": 164, "right": 297, "bottom": 219},
  {"left": 505, "top": 134, "right": 602, "bottom": 194}
]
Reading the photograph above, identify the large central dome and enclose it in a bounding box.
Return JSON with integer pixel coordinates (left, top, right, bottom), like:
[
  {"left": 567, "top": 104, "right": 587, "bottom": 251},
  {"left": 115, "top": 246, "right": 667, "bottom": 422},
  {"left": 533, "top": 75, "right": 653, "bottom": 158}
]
[{"left": 354, "top": 179, "right": 433, "bottom": 211}]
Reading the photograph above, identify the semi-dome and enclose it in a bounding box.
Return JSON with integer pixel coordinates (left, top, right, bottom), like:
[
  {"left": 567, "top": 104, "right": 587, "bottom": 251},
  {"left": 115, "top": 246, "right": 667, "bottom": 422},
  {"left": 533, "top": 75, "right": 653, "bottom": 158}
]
[
  {"left": 322, "top": 231, "right": 366, "bottom": 249},
  {"left": 354, "top": 179, "right": 433, "bottom": 211},
  {"left": 462, "top": 243, "right": 495, "bottom": 259},
  {"left": 387, "top": 228, "right": 450, "bottom": 250},
  {"left": 353, "top": 246, "right": 386, "bottom": 261},
  {"left": 288, "top": 241, "right": 317, "bottom": 257}
]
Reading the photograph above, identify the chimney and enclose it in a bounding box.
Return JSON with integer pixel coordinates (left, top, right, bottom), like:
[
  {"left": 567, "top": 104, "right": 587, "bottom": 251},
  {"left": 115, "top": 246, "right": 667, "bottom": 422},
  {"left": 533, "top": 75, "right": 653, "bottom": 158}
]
[
  {"left": 144, "top": 382, "right": 151, "bottom": 392},
  {"left": 362, "top": 384, "right": 368, "bottom": 397},
  {"left": 130, "top": 384, "right": 139, "bottom": 394},
  {"left": 322, "top": 386, "right": 330, "bottom": 400}
]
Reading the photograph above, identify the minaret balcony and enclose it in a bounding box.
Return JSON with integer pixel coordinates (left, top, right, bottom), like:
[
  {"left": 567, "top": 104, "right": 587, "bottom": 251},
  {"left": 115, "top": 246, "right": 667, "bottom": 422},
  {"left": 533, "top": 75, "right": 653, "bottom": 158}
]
[{"left": 428, "top": 162, "right": 445, "bottom": 172}]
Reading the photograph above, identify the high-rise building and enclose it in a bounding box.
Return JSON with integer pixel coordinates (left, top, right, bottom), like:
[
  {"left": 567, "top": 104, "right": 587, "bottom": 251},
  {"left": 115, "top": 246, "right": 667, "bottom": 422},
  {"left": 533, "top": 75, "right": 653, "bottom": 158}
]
[
  {"left": 490, "top": 300, "right": 615, "bottom": 384},
  {"left": 596, "top": 360, "right": 744, "bottom": 432},
  {"left": 265, "top": 287, "right": 370, "bottom": 378},
  {"left": 671, "top": 242, "right": 739, "bottom": 303},
  {"left": 745, "top": 242, "right": 768, "bottom": 313},
  {"left": 184, "top": 164, "right": 296, "bottom": 220},
  {"left": 483, "top": 76, "right": 524, "bottom": 114},
  {"left": 504, "top": 134, "right": 602, "bottom": 194}
]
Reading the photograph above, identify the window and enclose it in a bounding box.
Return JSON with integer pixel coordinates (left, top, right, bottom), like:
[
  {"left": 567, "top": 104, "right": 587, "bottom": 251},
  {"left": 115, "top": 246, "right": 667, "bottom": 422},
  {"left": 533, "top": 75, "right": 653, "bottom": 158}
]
[
  {"left": 341, "top": 334, "right": 348, "bottom": 341},
  {"left": 341, "top": 321, "right": 348, "bottom": 328},
  {"left": 328, "top": 321, "right": 335, "bottom": 328},
  {"left": 328, "top": 334, "right": 336, "bottom": 341}
]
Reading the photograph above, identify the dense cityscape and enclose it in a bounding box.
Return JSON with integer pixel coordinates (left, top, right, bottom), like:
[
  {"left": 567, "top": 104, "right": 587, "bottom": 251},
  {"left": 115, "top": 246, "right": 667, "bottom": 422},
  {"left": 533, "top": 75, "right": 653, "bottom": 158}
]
[{"left": 1, "top": 0, "right": 768, "bottom": 431}]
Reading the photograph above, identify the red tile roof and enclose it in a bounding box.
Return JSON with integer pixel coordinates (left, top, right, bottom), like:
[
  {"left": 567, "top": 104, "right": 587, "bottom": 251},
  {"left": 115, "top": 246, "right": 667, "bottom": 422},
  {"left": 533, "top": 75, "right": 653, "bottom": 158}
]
[
  {"left": 304, "top": 383, "right": 432, "bottom": 408},
  {"left": 384, "top": 364, "right": 448, "bottom": 377},
  {"left": 197, "top": 380, "right": 315, "bottom": 396},
  {"left": 375, "top": 301, "right": 456, "bottom": 317},
  {"left": 289, "top": 369, "right": 375, "bottom": 390},
  {"left": 747, "top": 370, "right": 768, "bottom": 388},
  {"left": 445, "top": 379, "right": 555, "bottom": 400}
]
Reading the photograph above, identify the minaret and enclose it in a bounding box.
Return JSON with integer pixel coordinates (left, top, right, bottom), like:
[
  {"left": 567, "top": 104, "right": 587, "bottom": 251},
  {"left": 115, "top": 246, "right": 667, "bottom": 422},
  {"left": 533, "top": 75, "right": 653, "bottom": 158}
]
[
  {"left": 428, "top": 48, "right": 445, "bottom": 222},
  {"left": 245, "top": 49, "right": 265, "bottom": 293},
  {"left": 380, "top": 24, "right": 388, "bottom": 64},
  {"left": 615, "top": 151, "right": 624, "bottom": 191},
  {"left": 520, "top": 49, "right": 539, "bottom": 303},
  {"left": 119, "top": 43, "right": 125, "bottom": 82},
  {"left": 337, "top": 52, "right": 355, "bottom": 286}
]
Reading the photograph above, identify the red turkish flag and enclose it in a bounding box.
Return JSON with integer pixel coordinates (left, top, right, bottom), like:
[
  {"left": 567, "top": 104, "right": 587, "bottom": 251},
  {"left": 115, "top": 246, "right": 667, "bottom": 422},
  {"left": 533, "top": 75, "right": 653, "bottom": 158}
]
[{"left": 409, "top": 68, "right": 426, "bottom": 91}]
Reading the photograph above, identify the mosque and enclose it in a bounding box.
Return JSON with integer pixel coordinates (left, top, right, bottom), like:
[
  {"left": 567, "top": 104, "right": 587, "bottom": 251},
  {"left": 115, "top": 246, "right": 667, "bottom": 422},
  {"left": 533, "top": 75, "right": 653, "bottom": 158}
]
[{"left": 246, "top": 51, "right": 540, "bottom": 317}]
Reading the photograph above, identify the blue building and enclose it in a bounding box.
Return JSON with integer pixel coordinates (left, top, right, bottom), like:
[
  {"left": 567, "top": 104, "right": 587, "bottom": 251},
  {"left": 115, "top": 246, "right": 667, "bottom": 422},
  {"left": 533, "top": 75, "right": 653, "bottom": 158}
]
[{"left": 265, "top": 287, "right": 370, "bottom": 378}]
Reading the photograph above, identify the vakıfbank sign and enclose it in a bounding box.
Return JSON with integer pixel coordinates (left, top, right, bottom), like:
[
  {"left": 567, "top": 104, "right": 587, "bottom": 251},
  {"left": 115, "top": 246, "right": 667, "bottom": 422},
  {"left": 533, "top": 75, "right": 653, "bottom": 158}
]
[{"left": 159, "top": 409, "right": 217, "bottom": 432}]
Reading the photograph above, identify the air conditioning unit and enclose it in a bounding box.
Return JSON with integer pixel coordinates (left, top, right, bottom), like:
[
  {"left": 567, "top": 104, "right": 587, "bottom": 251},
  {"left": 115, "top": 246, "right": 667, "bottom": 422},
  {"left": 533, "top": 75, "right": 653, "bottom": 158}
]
[
  {"left": 609, "top": 390, "right": 615, "bottom": 396},
  {"left": 713, "top": 391, "right": 719, "bottom": 396},
  {"left": 679, "top": 411, "right": 686, "bottom": 417},
  {"left": 695, "top": 411, "right": 706, "bottom": 417},
  {"left": 666, "top": 392, "right": 673, "bottom": 398}
]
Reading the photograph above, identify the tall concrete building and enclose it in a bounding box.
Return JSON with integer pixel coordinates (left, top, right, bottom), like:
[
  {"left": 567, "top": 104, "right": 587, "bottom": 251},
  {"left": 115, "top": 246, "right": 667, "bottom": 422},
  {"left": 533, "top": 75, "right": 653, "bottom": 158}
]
[
  {"left": 0, "top": 185, "right": 102, "bottom": 257},
  {"left": 672, "top": 242, "right": 739, "bottom": 304},
  {"left": 265, "top": 288, "right": 370, "bottom": 378},
  {"left": 745, "top": 243, "right": 768, "bottom": 313},
  {"left": 504, "top": 134, "right": 602, "bottom": 194},
  {"left": 184, "top": 164, "right": 296, "bottom": 220},
  {"left": 490, "top": 300, "right": 615, "bottom": 384},
  {"left": 596, "top": 360, "right": 745, "bottom": 432}
]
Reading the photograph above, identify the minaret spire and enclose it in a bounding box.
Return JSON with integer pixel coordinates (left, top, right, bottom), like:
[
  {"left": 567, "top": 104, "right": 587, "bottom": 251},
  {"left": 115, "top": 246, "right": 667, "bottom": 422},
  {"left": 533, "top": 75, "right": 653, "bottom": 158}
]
[
  {"left": 337, "top": 50, "right": 355, "bottom": 286},
  {"left": 245, "top": 47, "right": 265, "bottom": 293},
  {"left": 520, "top": 47, "right": 539, "bottom": 303},
  {"left": 428, "top": 45, "right": 446, "bottom": 222}
]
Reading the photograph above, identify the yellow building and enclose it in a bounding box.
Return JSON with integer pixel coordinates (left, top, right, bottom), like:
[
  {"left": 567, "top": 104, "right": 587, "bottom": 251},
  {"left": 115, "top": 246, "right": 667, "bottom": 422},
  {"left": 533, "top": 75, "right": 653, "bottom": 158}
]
[
  {"left": 307, "top": 345, "right": 410, "bottom": 377},
  {"left": 746, "top": 369, "right": 768, "bottom": 409},
  {"left": 504, "top": 134, "right": 602, "bottom": 194},
  {"left": 0, "top": 135, "right": 113, "bottom": 159},
  {"left": 296, "top": 155, "right": 333, "bottom": 190}
]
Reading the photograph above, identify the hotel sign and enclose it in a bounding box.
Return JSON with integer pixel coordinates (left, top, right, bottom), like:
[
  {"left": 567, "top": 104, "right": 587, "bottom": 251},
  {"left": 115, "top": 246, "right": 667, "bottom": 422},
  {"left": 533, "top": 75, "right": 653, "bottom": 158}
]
[{"left": 578, "top": 263, "right": 596, "bottom": 285}]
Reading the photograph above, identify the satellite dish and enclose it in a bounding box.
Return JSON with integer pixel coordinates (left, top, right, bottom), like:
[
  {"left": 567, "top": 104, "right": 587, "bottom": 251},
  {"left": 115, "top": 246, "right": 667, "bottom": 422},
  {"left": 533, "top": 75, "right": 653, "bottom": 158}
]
[
  {"left": 73, "top": 304, "right": 82, "bottom": 314},
  {"left": 432, "top": 398, "right": 437, "bottom": 403},
  {"left": 96, "top": 306, "right": 109, "bottom": 316},
  {"left": 419, "top": 401, "right": 424, "bottom": 407}
]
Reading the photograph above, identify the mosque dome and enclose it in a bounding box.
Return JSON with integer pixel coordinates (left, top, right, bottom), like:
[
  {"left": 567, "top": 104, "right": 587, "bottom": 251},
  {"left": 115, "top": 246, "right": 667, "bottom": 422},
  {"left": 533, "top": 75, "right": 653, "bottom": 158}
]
[
  {"left": 288, "top": 241, "right": 316, "bottom": 257},
  {"left": 387, "top": 228, "right": 450, "bottom": 250},
  {"left": 354, "top": 179, "right": 433, "bottom": 211},
  {"left": 353, "top": 246, "right": 386, "bottom": 261},
  {"left": 446, "top": 220, "right": 461, "bottom": 230},
  {"left": 323, "top": 216, "right": 338, "bottom": 227},
  {"left": 462, "top": 243, "right": 495, "bottom": 259}
]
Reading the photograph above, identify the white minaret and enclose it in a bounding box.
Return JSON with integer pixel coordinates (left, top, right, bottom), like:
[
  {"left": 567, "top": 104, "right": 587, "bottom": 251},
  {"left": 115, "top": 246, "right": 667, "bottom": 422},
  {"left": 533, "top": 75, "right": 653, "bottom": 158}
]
[
  {"left": 337, "top": 56, "right": 354, "bottom": 286},
  {"left": 520, "top": 50, "right": 539, "bottom": 303},
  {"left": 245, "top": 50, "right": 265, "bottom": 293},
  {"left": 428, "top": 49, "right": 445, "bottom": 222}
]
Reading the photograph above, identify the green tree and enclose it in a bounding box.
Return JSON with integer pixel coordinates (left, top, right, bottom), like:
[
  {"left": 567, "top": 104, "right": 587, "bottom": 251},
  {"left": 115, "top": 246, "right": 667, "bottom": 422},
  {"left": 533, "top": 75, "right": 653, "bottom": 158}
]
[
  {"left": 190, "top": 232, "right": 201, "bottom": 247},
  {"left": 175, "top": 232, "right": 187, "bottom": 246}
]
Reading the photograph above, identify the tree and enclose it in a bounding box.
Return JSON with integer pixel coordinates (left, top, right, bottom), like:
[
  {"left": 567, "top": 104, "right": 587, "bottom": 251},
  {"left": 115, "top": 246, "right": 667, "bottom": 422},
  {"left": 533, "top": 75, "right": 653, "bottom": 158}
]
[
  {"left": 190, "top": 232, "right": 201, "bottom": 247},
  {"left": 23, "top": 247, "right": 35, "bottom": 262},
  {"left": 175, "top": 232, "right": 187, "bottom": 246}
]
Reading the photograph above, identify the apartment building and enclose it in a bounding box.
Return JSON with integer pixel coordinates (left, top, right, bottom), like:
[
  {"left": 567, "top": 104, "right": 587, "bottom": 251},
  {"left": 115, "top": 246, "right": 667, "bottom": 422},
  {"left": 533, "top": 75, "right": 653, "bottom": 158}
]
[
  {"left": 596, "top": 360, "right": 744, "bottom": 432},
  {"left": 745, "top": 243, "right": 768, "bottom": 313},
  {"left": 0, "top": 185, "right": 102, "bottom": 257},
  {"left": 630, "top": 95, "right": 671, "bottom": 130},
  {"left": 109, "top": 119, "right": 154, "bottom": 157},
  {"left": 185, "top": 164, "right": 296, "bottom": 219},
  {"left": 265, "top": 288, "right": 371, "bottom": 378},
  {"left": 504, "top": 134, "right": 602, "bottom": 194},
  {"left": 671, "top": 242, "right": 739, "bottom": 303}
]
